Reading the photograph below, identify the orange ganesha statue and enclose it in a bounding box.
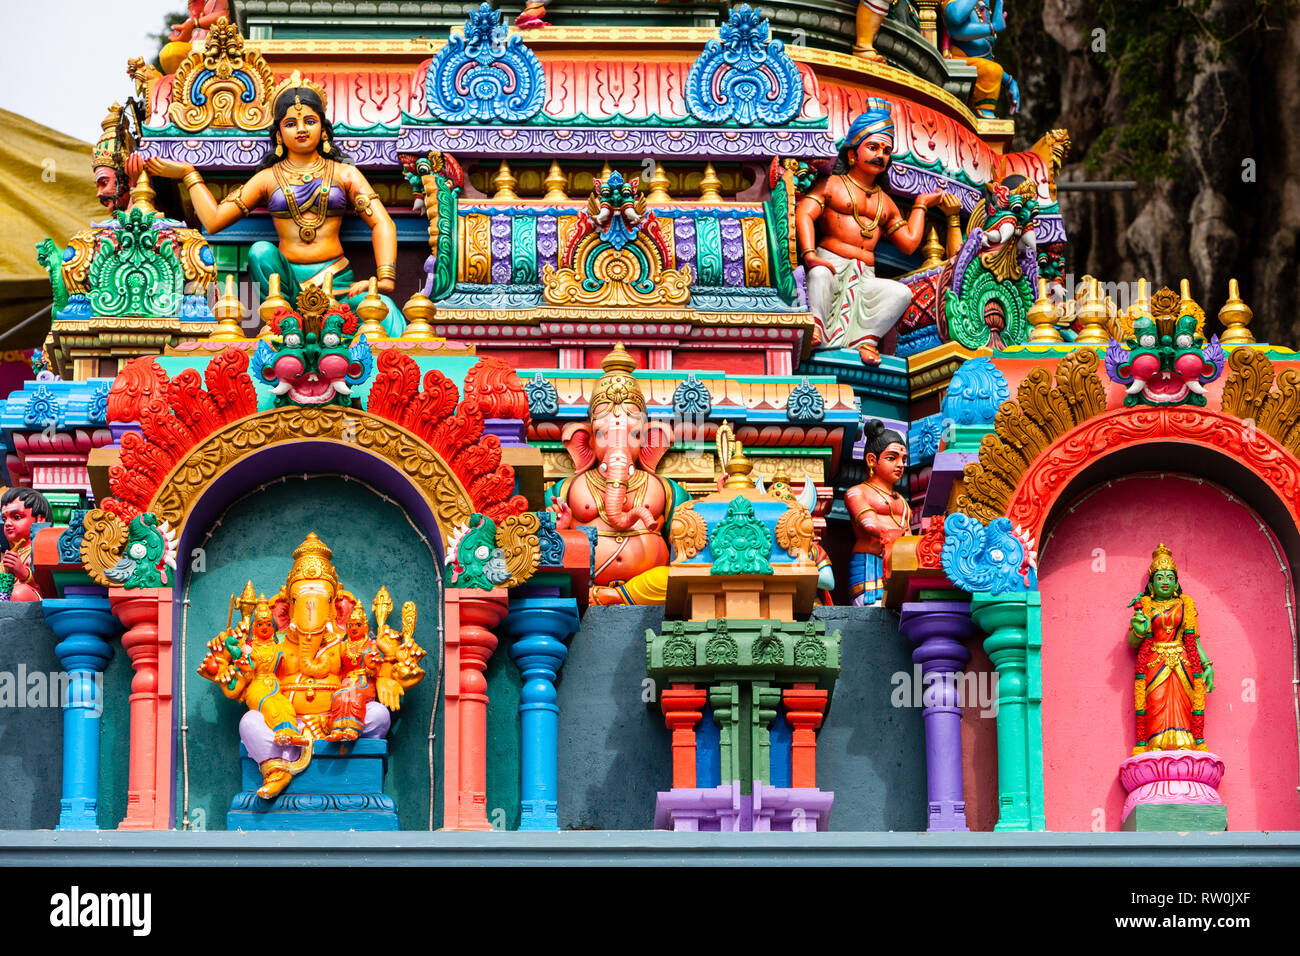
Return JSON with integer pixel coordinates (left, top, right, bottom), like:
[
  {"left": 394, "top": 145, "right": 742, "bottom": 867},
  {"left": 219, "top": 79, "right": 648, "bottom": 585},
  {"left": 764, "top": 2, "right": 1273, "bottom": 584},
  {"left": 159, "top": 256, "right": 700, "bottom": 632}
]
[
  {"left": 546, "top": 344, "right": 690, "bottom": 605},
  {"left": 198, "top": 534, "right": 426, "bottom": 799}
]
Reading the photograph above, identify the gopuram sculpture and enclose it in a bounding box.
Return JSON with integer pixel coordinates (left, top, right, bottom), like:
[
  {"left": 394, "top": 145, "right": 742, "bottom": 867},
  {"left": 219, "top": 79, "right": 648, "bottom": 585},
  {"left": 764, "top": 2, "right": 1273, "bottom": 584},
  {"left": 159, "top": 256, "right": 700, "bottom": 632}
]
[
  {"left": 548, "top": 345, "right": 688, "bottom": 606},
  {"left": 198, "top": 534, "right": 426, "bottom": 799},
  {"left": 132, "top": 70, "right": 406, "bottom": 335},
  {"left": 796, "top": 99, "right": 954, "bottom": 365},
  {"left": 844, "top": 420, "right": 910, "bottom": 605}
]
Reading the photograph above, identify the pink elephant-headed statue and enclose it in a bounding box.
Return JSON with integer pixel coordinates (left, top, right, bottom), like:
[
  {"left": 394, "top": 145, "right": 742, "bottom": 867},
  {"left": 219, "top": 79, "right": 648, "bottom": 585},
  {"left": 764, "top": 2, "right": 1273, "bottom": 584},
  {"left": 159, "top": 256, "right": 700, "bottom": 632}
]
[{"left": 548, "top": 344, "right": 689, "bottom": 605}]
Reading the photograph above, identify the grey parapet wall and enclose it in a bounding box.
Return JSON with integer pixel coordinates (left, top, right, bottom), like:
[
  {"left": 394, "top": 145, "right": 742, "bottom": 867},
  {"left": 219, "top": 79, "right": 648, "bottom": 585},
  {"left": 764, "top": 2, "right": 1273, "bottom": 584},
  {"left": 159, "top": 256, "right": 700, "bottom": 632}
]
[
  {"left": 0, "top": 601, "right": 130, "bottom": 832},
  {"left": 557, "top": 604, "right": 923, "bottom": 832}
]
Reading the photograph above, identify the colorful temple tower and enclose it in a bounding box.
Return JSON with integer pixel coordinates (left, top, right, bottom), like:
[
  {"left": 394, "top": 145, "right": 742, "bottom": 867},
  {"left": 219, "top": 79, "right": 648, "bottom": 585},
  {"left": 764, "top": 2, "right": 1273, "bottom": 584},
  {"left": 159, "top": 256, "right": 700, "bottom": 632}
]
[{"left": 1, "top": 0, "right": 1296, "bottom": 863}]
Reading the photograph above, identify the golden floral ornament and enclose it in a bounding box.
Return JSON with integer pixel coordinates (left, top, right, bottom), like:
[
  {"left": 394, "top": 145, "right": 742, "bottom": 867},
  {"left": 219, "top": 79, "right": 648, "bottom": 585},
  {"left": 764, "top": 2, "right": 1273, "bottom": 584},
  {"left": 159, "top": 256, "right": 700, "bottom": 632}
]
[
  {"left": 669, "top": 501, "right": 708, "bottom": 563},
  {"left": 775, "top": 502, "right": 815, "bottom": 562},
  {"left": 496, "top": 512, "right": 542, "bottom": 588},
  {"left": 80, "top": 509, "right": 130, "bottom": 589},
  {"left": 1219, "top": 347, "right": 1300, "bottom": 456},
  {"left": 168, "top": 17, "right": 276, "bottom": 132}
]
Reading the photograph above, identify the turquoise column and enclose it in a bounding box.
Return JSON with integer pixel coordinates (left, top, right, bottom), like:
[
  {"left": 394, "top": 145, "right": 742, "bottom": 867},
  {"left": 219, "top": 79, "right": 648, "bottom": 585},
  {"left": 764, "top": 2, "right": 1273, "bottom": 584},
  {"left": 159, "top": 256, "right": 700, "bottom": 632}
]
[
  {"left": 971, "top": 590, "right": 1044, "bottom": 831},
  {"left": 503, "top": 597, "right": 580, "bottom": 831},
  {"left": 43, "top": 597, "right": 121, "bottom": 830}
]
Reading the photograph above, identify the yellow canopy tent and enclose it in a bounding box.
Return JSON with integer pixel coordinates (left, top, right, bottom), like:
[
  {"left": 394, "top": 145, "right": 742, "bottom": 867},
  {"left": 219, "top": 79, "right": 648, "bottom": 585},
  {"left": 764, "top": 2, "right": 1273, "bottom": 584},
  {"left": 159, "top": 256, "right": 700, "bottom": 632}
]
[{"left": 0, "top": 108, "right": 102, "bottom": 350}]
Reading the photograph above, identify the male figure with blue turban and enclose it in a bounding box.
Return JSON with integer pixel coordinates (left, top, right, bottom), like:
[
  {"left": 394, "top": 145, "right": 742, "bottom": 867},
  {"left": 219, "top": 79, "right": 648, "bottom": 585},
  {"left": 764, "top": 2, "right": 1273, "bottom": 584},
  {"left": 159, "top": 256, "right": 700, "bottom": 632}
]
[{"left": 796, "top": 99, "right": 953, "bottom": 365}]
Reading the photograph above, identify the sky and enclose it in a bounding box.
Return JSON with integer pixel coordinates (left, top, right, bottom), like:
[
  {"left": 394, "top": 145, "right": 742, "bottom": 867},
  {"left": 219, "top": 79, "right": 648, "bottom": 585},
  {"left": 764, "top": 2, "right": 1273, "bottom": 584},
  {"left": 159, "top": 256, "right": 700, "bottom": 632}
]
[{"left": 2, "top": 1, "right": 187, "bottom": 141}]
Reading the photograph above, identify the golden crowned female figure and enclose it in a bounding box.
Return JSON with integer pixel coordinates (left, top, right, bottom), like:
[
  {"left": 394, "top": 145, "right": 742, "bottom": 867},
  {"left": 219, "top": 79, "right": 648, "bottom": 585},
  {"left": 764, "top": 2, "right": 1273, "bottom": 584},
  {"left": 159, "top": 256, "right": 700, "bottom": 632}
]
[
  {"left": 131, "top": 71, "right": 406, "bottom": 335},
  {"left": 1128, "top": 544, "right": 1214, "bottom": 754}
]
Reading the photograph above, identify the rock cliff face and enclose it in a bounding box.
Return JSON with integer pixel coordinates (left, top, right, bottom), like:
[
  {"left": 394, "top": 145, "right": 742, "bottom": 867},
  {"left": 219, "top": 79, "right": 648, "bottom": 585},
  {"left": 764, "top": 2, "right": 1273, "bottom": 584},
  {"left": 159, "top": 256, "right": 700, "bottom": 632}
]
[{"left": 1006, "top": 0, "right": 1299, "bottom": 341}]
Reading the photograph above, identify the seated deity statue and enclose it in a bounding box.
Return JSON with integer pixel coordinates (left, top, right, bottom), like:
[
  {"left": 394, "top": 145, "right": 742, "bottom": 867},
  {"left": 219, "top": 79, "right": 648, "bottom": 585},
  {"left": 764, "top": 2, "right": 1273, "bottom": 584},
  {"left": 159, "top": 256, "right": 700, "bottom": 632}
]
[
  {"left": 198, "top": 534, "right": 425, "bottom": 799},
  {"left": 796, "top": 99, "right": 954, "bottom": 366}
]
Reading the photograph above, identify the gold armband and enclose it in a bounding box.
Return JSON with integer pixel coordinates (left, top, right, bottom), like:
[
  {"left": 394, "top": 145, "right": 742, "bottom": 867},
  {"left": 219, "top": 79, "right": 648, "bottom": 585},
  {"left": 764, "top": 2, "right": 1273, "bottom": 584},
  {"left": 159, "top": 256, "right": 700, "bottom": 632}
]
[
  {"left": 804, "top": 194, "right": 825, "bottom": 210},
  {"left": 182, "top": 170, "right": 204, "bottom": 191},
  {"left": 885, "top": 217, "right": 906, "bottom": 236},
  {"left": 353, "top": 191, "right": 381, "bottom": 216},
  {"left": 376, "top": 264, "right": 397, "bottom": 281},
  {"left": 220, "top": 190, "right": 251, "bottom": 217}
]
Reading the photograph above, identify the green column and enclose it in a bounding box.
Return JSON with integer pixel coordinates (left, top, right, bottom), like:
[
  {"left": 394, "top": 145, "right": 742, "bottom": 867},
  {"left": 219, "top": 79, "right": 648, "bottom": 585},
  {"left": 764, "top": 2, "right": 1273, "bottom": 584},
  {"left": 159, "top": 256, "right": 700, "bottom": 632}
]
[
  {"left": 709, "top": 683, "right": 741, "bottom": 788},
  {"left": 750, "top": 682, "right": 782, "bottom": 788},
  {"left": 971, "top": 590, "right": 1045, "bottom": 831}
]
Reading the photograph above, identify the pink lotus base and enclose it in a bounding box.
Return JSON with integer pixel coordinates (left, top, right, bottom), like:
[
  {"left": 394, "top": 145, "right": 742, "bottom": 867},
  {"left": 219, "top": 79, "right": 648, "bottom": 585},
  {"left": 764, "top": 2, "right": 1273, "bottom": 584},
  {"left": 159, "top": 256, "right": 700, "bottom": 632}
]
[{"left": 1118, "top": 750, "right": 1225, "bottom": 821}]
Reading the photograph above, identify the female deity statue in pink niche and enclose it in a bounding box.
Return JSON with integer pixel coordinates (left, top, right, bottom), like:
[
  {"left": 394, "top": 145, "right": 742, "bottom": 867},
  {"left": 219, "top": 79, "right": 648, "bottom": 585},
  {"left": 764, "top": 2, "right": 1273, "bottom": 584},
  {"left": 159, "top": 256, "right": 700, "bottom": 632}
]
[{"left": 1118, "top": 544, "right": 1226, "bottom": 830}]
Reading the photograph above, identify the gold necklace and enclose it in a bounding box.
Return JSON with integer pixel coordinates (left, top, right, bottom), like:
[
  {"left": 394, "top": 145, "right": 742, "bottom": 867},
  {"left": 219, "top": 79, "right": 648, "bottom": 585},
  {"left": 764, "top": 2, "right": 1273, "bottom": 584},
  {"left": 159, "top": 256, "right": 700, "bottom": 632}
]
[
  {"left": 274, "top": 158, "right": 334, "bottom": 242},
  {"left": 863, "top": 481, "right": 907, "bottom": 529},
  {"left": 280, "top": 158, "right": 326, "bottom": 185},
  {"left": 840, "top": 175, "right": 885, "bottom": 239}
]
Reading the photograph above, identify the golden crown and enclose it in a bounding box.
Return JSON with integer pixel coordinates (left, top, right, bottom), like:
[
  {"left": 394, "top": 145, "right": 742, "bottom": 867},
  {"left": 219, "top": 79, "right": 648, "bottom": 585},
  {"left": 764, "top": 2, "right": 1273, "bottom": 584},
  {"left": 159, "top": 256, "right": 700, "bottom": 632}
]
[
  {"left": 91, "top": 104, "right": 130, "bottom": 172},
  {"left": 348, "top": 604, "right": 368, "bottom": 624},
  {"left": 269, "top": 70, "right": 329, "bottom": 114},
  {"left": 286, "top": 533, "right": 339, "bottom": 590},
  {"left": 589, "top": 343, "right": 646, "bottom": 415},
  {"left": 253, "top": 597, "right": 273, "bottom": 623},
  {"left": 1148, "top": 543, "right": 1178, "bottom": 577}
]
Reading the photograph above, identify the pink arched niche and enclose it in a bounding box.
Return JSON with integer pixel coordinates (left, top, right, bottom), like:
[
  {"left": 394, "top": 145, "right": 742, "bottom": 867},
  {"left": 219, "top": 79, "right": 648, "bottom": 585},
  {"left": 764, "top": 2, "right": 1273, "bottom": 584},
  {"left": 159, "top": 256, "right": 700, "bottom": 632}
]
[{"left": 1038, "top": 473, "right": 1300, "bottom": 831}]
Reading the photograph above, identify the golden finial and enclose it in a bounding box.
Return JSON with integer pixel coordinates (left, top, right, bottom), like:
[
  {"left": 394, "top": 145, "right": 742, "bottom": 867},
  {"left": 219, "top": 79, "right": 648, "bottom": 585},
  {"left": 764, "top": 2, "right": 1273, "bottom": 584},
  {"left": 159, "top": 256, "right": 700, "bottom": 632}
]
[
  {"left": 699, "top": 163, "right": 723, "bottom": 203},
  {"left": 722, "top": 440, "right": 756, "bottom": 489},
  {"left": 1148, "top": 542, "right": 1177, "bottom": 577},
  {"left": 129, "top": 170, "right": 158, "bottom": 214},
  {"left": 600, "top": 161, "right": 613, "bottom": 180},
  {"left": 1218, "top": 278, "right": 1255, "bottom": 345},
  {"left": 1179, "top": 278, "right": 1196, "bottom": 317},
  {"left": 286, "top": 532, "right": 339, "bottom": 590},
  {"left": 400, "top": 290, "right": 438, "bottom": 340},
  {"left": 646, "top": 163, "right": 671, "bottom": 204},
  {"left": 1130, "top": 278, "right": 1151, "bottom": 320},
  {"left": 356, "top": 277, "right": 389, "bottom": 340},
  {"left": 492, "top": 159, "right": 518, "bottom": 201},
  {"left": 543, "top": 160, "right": 567, "bottom": 202},
  {"left": 210, "top": 275, "right": 247, "bottom": 341},
  {"left": 258, "top": 271, "right": 291, "bottom": 335},
  {"left": 920, "top": 226, "right": 944, "bottom": 270},
  {"left": 1074, "top": 276, "right": 1110, "bottom": 345},
  {"left": 1026, "top": 277, "right": 1063, "bottom": 343}
]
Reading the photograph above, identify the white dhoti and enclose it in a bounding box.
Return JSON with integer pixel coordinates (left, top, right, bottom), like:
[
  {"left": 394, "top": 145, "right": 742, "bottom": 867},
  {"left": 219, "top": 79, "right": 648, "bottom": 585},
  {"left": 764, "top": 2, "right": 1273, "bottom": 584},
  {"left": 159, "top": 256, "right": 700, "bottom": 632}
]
[
  {"left": 238, "top": 702, "right": 391, "bottom": 765},
  {"left": 806, "top": 248, "right": 913, "bottom": 351}
]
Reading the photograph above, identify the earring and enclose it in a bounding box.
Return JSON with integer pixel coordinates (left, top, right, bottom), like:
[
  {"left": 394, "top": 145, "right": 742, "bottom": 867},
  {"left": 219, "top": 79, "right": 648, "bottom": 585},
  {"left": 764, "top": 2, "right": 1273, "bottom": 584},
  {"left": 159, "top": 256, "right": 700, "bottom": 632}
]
[
  {"left": 275, "top": 140, "right": 283, "bottom": 158},
  {"left": 322, "top": 139, "right": 331, "bottom": 154}
]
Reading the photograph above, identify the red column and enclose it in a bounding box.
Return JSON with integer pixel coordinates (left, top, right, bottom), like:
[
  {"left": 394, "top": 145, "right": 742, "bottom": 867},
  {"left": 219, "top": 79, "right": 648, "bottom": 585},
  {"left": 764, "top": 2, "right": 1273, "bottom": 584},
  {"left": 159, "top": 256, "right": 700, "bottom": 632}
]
[
  {"left": 782, "top": 683, "right": 827, "bottom": 789},
  {"left": 443, "top": 589, "right": 509, "bottom": 830},
  {"left": 110, "top": 588, "right": 174, "bottom": 830},
  {"left": 660, "top": 684, "right": 709, "bottom": 789}
]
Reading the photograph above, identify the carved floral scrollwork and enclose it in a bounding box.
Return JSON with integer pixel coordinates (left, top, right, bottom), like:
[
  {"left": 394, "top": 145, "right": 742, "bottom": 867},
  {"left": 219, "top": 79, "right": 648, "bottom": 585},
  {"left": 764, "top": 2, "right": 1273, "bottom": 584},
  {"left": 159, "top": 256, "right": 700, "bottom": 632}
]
[
  {"left": 168, "top": 17, "right": 276, "bottom": 132},
  {"left": 80, "top": 509, "right": 129, "bottom": 589},
  {"left": 774, "top": 503, "right": 814, "bottom": 561},
  {"left": 669, "top": 501, "right": 708, "bottom": 563}
]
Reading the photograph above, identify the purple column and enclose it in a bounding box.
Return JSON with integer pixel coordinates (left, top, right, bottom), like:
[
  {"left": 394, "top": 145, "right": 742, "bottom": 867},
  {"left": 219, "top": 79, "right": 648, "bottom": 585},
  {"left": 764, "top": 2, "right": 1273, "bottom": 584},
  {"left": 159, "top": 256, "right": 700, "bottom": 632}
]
[{"left": 899, "top": 601, "right": 977, "bottom": 832}]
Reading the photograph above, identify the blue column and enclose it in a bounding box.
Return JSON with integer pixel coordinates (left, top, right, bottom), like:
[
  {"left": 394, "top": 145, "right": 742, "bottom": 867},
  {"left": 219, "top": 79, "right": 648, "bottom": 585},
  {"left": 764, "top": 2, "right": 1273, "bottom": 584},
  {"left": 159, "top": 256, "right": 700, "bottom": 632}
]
[
  {"left": 503, "top": 597, "right": 579, "bottom": 832},
  {"left": 43, "top": 597, "right": 120, "bottom": 830}
]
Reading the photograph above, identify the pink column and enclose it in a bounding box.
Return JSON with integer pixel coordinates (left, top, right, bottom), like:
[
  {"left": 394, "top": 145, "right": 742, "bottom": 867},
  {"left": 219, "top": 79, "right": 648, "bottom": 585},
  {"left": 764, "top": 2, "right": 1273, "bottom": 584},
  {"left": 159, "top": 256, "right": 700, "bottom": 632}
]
[
  {"left": 443, "top": 589, "right": 509, "bottom": 830},
  {"left": 110, "top": 588, "right": 174, "bottom": 830}
]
